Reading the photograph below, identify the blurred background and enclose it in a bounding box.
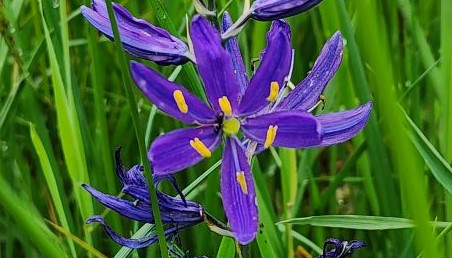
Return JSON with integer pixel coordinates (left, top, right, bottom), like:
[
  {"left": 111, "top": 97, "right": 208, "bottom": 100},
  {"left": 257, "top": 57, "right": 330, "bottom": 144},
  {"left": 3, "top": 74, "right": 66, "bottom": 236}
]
[{"left": 0, "top": 0, "right": 451, "bottom": 257}]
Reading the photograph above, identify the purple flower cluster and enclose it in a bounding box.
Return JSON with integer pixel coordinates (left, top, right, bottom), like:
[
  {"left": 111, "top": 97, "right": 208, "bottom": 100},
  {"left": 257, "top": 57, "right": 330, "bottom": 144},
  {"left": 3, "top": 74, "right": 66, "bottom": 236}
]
[
  {"left": 81, "top": 0, "right": 371, "bottom": 247},
  {"left": 315, "top": 238, "right": 366, "bottom": 258},
  {"left": 83, "top": 148, "right": 204, "bottom": 248}
]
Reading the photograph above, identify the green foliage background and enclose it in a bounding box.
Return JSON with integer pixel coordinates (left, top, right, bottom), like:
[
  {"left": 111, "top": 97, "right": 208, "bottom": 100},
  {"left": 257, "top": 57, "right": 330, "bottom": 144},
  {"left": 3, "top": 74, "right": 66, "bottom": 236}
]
[{"left": 1, "top": 0, "right": 451, "bottom": 257}]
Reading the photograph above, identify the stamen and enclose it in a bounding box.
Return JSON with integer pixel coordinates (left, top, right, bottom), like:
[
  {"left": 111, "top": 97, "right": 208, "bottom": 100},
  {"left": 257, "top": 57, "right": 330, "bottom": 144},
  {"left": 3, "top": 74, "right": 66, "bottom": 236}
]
[
  {"left": 218, "top": 96, "right": 232, "bottom": 116},
  {"left": 222, "top": 118, "right": 241, "bottom": 136},
  {"left": 307, "top": 94, "right": 326, "bottom": 112},
  {"left": 264, "top": 125, "right": 278, "bottom": 148},
  {"left": 320, "top": 94, "right": 326, "bottom": 110},
  {"left": 173, "top": 90, "right": 188, "bottom": 114},
  {"left": 266, "top": 81, "right": 279, "bottom": 102},
  {"left": 189, "top": 137, "right": 211, "bottom": 158},
  {"left": 236, "top": 171, "right": 248, "bottom": 194}
]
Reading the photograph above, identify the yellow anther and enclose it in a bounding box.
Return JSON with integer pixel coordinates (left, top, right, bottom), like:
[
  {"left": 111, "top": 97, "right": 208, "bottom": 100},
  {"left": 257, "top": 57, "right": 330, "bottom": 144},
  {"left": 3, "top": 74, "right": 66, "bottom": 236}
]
[
  {"left": 189, "top": 137, "right": 211, "bottom": 158},
  {"left": 173, "top": 90, "right": 188, "bottom": 114},
  {"left": 266, "top": 81, "right": 279, "bottom": 102},
  {"left": 223, "top": 118, "right": 241, "bottom": 136},
  {"left": 264, "top": 125, "right": 278, "bottom": 148},
  {"left": 218, "top": 96, "right": 232, "bottom": 116},
  {"left": 236, "top": 171, "right": 248, "bottom": 194},
  {"left": 320, "top": 94, "right": 326, "bottom": 110}
]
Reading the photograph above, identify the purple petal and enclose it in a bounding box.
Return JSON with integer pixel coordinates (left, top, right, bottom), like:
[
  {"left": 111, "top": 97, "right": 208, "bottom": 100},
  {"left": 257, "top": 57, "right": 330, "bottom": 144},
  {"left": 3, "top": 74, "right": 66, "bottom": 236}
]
[
  {"left": 80, "top": 0, "right": 190, "bottom": 65},
  {"left": 86, "top": 215, "right": 158, "bottom": 248},
  {"left": 131, "top": 61, "right": 216, "bottom": 124},
  {"left": 84, "top": 181, "right": 203, "bottom": 223},
  {"left": 241, "top": 111, "right": 323, "bottom": 148},
  {"left": 149, "top": 126, "right": 221, "bottom": 175},
  {"left": 87, "top": 216, "right": 197, "bottom": 249},
  {"left": 250, "top": 0, "right": 324, "bottom": 21},
  {"left": 221, "top": 138, "right": 258, "bottom": 244},
  {"left": 190, "top": 15, "right": 240, "bottom": 113},
  {"left": 222, "top": 12, "right": 249, "bottom": 98},
  {"left": 82, "top": 184, "right": 153, "bottom": 222},
  {"left": 238, "top": 20, "right": 292, "bottom": 116},
  {"left": 279, "top": 32, "right": 343, "bottom": 111},
  {"left": 156, "top": 192, "right": 204, "bottom": 223},
  {"left": 311, "top": 102, "right": 372, "bottom": 147},
  {"left": 314, "top": 238, "right": 366, "bottom": 258},
  {"left": 116, "top": 184, "right": 203, "bottom": 223}
]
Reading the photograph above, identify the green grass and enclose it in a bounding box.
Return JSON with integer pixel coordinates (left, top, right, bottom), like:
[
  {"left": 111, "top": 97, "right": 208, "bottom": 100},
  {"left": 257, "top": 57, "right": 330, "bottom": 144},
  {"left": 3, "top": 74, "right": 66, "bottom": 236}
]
[{"left": 0, "top": 0, "right": 450, "bottom": 257}]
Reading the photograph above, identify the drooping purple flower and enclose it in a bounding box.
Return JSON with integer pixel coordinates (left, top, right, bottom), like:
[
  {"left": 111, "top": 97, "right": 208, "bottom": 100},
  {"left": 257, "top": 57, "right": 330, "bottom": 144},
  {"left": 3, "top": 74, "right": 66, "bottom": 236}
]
[
  {"left": 250, "top": 0, "right": 324, "bottom": 21},
  {"left": 83, "top": 148, "right": 203, "bottom": 249},
  {"left": 222, "top": 0, "right": 325, "bottom": 39},
  {"left": 131, "top": 15, "right": 371, "bottom": 244},
  {"left": 314, "top": 238, "right": 366, "bottom": 258},
  {"left": 80, "top": 0, "right": 192, "bottom": 65}
]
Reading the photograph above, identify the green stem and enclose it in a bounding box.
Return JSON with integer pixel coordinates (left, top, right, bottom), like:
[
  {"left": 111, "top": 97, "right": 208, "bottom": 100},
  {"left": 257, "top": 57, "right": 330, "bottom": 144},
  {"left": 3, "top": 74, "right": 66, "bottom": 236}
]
[
  {"left": 441, "top": 0, "right": 452, "bottom": 254},
  {"left": 103, "top": 1, "right": 169, "bottom": 257},
  {"left": 280, "top": 148, "right": 296, "bottom": 257}
]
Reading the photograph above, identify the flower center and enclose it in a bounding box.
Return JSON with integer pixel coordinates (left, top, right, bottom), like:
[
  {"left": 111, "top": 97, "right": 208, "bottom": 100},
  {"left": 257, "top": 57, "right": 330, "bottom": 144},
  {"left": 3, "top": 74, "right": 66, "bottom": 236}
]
[{"left": 222, "top": 117, "right": 240, "bottom": 136}]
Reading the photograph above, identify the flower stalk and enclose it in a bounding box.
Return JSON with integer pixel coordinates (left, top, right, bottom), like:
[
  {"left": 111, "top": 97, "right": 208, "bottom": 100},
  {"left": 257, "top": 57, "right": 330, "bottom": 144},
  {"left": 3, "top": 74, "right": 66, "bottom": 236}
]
[{"left": 103, "top": 0, "right": 169, "bottom": 256}]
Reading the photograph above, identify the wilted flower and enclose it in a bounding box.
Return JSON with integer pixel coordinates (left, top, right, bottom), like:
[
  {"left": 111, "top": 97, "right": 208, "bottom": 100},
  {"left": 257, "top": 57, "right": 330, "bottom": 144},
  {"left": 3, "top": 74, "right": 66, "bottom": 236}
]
[
  {"left": 81, "top": 0, "right": 192, "bottom": 65},
  {"left": 83, "top": 148, "right": 203, "bottom": 248},
  {"left": 314, "top": 238, "right": 366, "bottom": 258},
  {"left": 131, "top": 15, "right": 371, "bottom": 244}
]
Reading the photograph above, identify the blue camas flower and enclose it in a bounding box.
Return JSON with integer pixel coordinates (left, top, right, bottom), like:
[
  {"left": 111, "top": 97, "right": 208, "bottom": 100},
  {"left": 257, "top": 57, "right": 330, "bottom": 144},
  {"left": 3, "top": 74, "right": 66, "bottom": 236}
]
[
  {"left": 80, "top": 0, "right": 193, "bottom": 65},
  {"left": 314, "top": 238, "right": 366, "bottom": 258},
  {"left": 131, "top": 15, "right": 372, "bottom": 244},
  {"left": 83, "top": 148, "right": 203, "bottom": 249}
]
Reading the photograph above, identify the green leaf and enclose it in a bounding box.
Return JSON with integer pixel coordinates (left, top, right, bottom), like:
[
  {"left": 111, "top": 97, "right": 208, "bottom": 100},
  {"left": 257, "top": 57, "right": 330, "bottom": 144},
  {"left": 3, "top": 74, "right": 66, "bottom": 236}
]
[
  {"left": 0, "top": 175, "right": 68, "bottom": 258},
  {"left": 216, "top": 237, "right": 236, "bottom": 258},
  {"left": 279, "top": 215, "right": 452, "bottom": 230},
  {"left": 406, "top": 113, "right": 452, "bottom": 195},
  {"left": 30, "top": 123, "right": 77, "bottom": 257}
]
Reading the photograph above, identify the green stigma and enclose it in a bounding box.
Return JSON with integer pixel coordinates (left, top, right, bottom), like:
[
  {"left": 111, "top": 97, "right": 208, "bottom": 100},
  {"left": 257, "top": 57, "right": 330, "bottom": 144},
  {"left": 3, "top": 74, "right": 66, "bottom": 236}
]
[{"left": 223, "top": 118, "right": 240, "bottom": 136}]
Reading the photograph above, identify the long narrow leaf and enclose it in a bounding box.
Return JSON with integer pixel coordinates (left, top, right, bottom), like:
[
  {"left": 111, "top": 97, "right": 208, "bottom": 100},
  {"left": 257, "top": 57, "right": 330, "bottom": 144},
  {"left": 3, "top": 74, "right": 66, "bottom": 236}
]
[
  {"left": 30, "top": 123, "right": 77, "bottom": 257},
  {"left": 406, "top": 113, "right": 452, "bottom": 195},
  {"left": 279, "top": 215, "right": 452, "bottom": 230}
]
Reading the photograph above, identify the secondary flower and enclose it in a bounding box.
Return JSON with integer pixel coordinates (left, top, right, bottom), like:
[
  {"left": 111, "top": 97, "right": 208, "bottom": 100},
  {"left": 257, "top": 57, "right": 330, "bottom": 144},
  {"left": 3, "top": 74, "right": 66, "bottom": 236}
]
[
  {"left": 314, "top": 238, "right": 366, "bottom": 258},
  {"left": 222, "top": 0, "right": 325, "bottom": 39},
  {"left": 250, "top": 0, "right": 325, "bottom": 21},
  {"left": 131, "top": 15, "right": 371, "bottom": 244},
  {"left": 83, "top": 148, "right": 203, "bottom": 248},
  {"left": 81, "top": 0, "right": 192, "bottom": 65}
]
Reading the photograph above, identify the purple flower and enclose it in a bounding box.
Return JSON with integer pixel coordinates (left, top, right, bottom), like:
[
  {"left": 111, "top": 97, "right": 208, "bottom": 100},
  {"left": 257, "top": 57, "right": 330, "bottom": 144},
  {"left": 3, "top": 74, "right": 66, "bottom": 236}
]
[
  {"left": 131, "top": 15, "right": 371, "bottom": 244},
  {"left": 222, "top": 0, "right": 324, "bottom": 39},
  {"left": 250, "top": 0, "right": 324, "bottom": 21},
  {"left": 83, "top": 148, "right": 203, "bottom": 249},
  {"left": 314, "top": 238, "right": 366, "bottom": 258},
  {"left": 80, "top": 0, "right": 192, "bottom": 65}
]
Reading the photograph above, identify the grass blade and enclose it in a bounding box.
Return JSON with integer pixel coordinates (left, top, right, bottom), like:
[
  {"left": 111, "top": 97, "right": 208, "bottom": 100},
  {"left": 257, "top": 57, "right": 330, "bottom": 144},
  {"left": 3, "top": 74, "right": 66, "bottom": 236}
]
[
  {"left": 406, "top": 113, "right": 452, "bottom": 195},
  {"left": 216, "top": 236, "right": 236, "bottom": 258},
  {"left": 29, "top": 123, "right": 77, "bottom": 257},
  {"left": 0, "top": 175, "right": 68, "bottom": 258},
  {"left": 279, "top": 215, "right": 452, "bottom": 230},
  {"left": 103, "top": 0, "right": 170, "bottom": 255},
  {"left": 38, "top": 0, "right": 93, "bottom": 243}
]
